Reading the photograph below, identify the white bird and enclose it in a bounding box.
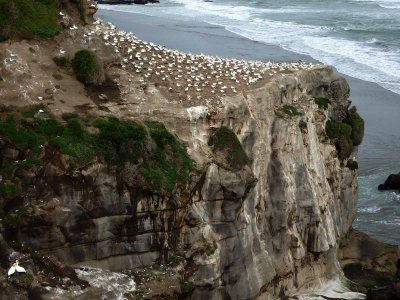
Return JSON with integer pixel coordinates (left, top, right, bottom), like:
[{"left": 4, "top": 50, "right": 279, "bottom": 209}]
[{"left": 8, "top": 260, "right": 26, "bottom": 276}]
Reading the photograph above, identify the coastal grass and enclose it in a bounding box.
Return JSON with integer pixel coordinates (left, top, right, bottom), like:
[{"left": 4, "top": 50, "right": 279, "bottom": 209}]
[
  {"left": 0, "top": 108, "right": 195, "bottom": 195},
  {"left": 0, "top": 0, "right": 59, "bottom": 40},
  {"left": 210, "top": 126, "right": 249, "bottom": 168}
]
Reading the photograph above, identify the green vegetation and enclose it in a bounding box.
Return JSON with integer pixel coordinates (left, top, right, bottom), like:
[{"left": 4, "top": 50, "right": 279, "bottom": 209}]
[
  {"left": 346, "top": 159, "right": 358, "bottom": 171},
  {"left": 0, "top": 109, "right": 195, "bottom": 194},
  {"left": 325, "top": 106, "right": 365, "bottom": 160},
  {"left": 71, "top": 49, "right": 101, "bottom": 84},
  {"left": 0, "top": 0, "right": 59, "bottom": 41},
  {"left": 53, "top": 56, "right": 68, "bottom": 67},
  {"left": 325, "top": 120, "right": 352, "bottom": 141},
  {"left": 282, "top": 105, "right": 303, "bottom": 117},
  {"left": 210, "top": 126, "right": 249, "bottom": 168},
  {"left": 314, "top": 97, "right": 331, "bottom": 110},
  {"left": 0, "top": 183, "right": 20, "bottom": 200},
  {"left": 143, "top": 121, "right": 195, "bottom": 192},
  {"left": 325, "top": 120, "right": 353, "bottom": 160},
  {"left": 343, "top": 106, "right": 364, "bottom": 146}
]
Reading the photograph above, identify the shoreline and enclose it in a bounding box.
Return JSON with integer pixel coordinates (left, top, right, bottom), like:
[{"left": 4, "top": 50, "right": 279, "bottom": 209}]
[{"left": 97, "top": 8, "right": 400, "bottom": 175}]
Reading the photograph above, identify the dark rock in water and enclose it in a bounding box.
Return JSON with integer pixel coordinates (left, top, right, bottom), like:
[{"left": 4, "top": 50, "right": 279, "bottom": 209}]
[
  {"left": 96, "top": 0, "right": 160, "bottom": 4},
  {"left": 378, "top": 172, "right": 400, "bottom": 191}
]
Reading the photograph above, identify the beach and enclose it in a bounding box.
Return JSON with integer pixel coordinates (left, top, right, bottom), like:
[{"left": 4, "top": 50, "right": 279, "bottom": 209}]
[{"left": 97, "top": 8, "right": 400, "bottom": 245}]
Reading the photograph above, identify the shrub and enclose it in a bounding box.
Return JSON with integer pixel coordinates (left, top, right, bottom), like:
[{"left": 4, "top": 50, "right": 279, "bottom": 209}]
[
  {"left": 282, "top": 105, "right": 303, "bottom": 117},
  {"left": 325, "top": 120, "right": 352, "bottom": 140},
  {"left": 53, "top": 56, "right": 67, "bottom": 67},
  {"left": 0, "top": 0, "right": 59, "bottom": 40},
  {"left": 343, "top": 106, "right": 364, "bottom": 146},
  {"left": 325, "top": 120, "right": 354, "bottom": 160},
  {"left": 71, "top": 49, "right": 102, "bottom": 84},
  {"left": 314, "top": 97, "right": 331, "bottom": 110},
  {"left": 210, "top": 126, "right": 249, "bottom": 168},
  {"left": 346, "top": 159, "right": 358, "bottom": 171}
]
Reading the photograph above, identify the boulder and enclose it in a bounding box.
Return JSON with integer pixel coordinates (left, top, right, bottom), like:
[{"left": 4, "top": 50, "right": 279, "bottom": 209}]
[{"left": 378, "top": 172, "right": 400, "bottom": 191}]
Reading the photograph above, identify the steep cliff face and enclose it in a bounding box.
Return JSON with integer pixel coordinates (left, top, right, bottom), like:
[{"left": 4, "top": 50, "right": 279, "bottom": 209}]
[
  {"left": 180, "top": 68, "right": 357, "bottom": 299},
  {"left": 0, "top": 9, "right": 359, "bottom": 299}
]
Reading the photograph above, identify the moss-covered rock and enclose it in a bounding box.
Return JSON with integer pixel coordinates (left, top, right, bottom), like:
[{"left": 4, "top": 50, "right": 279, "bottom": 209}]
[
  {"left": 0, "top": 108, "right": 195, "bottom": 195},
  {"left": 209, "top": 126, "right": 249, "bottom": 169}
]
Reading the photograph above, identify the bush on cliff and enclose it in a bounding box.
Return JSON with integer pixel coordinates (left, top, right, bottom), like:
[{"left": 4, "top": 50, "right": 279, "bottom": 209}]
[
  {"left": 72, "top": 49, "right": 104, "bottom": 85},
  {"left": 209, "top": 126, "right": 249, "bottom": 168},
  {"left": 343, "top": 106, "right": 364, "bottom": 146},
  {"left": 0, "top": 0, "right": 59, "bottom": 40},
  {"left": 325, "top": 120, "right": 353, "bottom": 160},
  {"left": 325, "top": 106, "right": 364, "bottom": 160}
]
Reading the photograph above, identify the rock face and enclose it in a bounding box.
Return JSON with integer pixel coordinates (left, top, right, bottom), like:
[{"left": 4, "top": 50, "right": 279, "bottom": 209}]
[
  {"left": 0, "top": 13, "right": 360, "bottom": 298},
  {"left": 1, "top": 68, "right": 358, "bottom": 299},
  {"left": 378, "top": 172, "right": 400, "bottom": 192}
]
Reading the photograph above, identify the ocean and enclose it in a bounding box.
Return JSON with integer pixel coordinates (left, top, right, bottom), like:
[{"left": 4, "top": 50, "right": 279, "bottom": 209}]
[{"left": 98, "top": 0, "right": 400, "bottom": 246}]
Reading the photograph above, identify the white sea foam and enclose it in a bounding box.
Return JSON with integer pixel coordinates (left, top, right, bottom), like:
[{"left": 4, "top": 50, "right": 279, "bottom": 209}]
[
  {"left": 380, "top": 3, "right": 400, "bottom": 9},
  {"left": 358, "top": 206, "right": 380, "bottom": 213},
  {"left": 296, "top": 277, "right": 365, "bottom": 300}
]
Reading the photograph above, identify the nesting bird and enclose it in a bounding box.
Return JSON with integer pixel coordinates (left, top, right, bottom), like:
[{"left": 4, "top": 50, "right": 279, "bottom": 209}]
[{"left": 8, "top": 260, "right": 26, "bottom": 276}]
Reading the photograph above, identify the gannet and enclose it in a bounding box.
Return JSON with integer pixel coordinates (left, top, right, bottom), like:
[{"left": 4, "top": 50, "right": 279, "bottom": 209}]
[{"left": 8, "top": 260, "right": 26, "bottom": 276}]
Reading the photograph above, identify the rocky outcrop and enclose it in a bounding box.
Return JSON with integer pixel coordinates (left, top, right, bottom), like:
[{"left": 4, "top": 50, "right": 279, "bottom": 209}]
[
  {"left": 339, "top": 229, "right": 400, "bottom": 296},
  {"left": 378, "top": 172, "right": 400, "bottom": 192}
]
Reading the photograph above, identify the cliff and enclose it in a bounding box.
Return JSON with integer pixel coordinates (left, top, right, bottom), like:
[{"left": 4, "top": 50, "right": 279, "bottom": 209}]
[{"left": 0, "top": 2, "right": 365, "bottom": 299}]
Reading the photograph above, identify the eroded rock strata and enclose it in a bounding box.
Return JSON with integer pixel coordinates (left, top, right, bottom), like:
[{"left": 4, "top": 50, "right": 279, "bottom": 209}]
[{"left": 0, "top": 1, "right": 368, "bottom": 299}]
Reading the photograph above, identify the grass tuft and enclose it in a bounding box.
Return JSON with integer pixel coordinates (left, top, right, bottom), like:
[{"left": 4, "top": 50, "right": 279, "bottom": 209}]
[
  {"left": 314, "top": 97, "right": 331, "bottom": 110},
  {"left": 0, "top": 0, "right": 59, "bottom": 40}
]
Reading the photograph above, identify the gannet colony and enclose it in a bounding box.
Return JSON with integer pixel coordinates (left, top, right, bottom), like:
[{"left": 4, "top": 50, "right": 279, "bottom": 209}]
[{"left": 65, "top": 17, "right": 319, "bottom": 106}]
